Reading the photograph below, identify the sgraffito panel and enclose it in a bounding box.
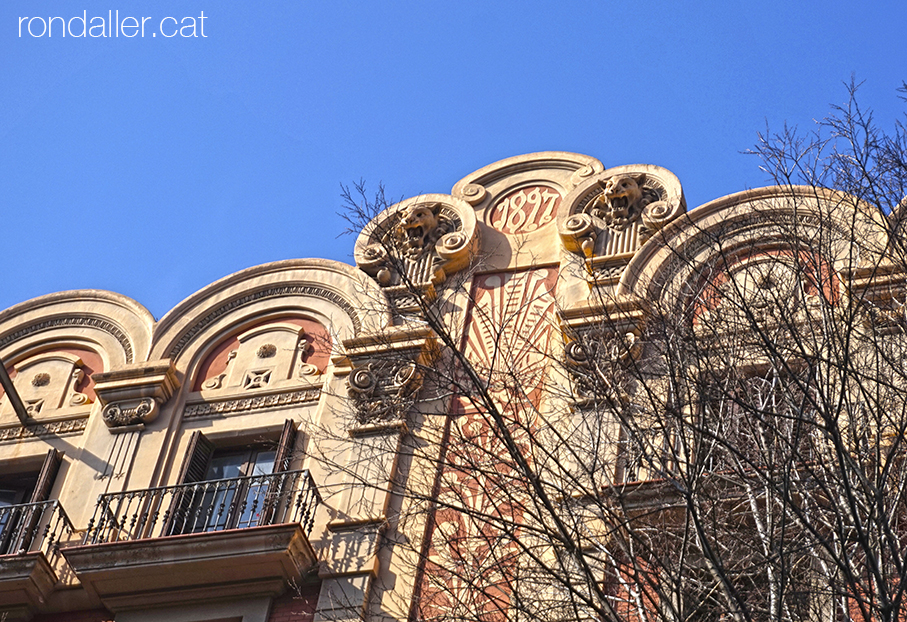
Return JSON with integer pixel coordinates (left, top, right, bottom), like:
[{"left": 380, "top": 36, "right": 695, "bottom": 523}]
[{"left": 417, "top": 267, "right": 557, "bottom": 622}]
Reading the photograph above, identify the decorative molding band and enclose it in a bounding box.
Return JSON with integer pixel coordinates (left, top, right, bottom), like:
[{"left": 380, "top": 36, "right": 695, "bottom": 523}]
[
  {"left": 183, "top": 387, "right": 322, "bottom": 419},
  {"left": 0, "top": 417, "right": 88, "bottom": 443},
  {"left": 347, "top": 420, "right": 408, "bottom": 438},
  {"left": 326, "top": 517, "right": 386, "bottom": 531},
  {"left": 0, "top": 317, "right": 133, "bottom": 363},
  {"left": 167, "top": 285, "right": 362, "bottom": 359}
]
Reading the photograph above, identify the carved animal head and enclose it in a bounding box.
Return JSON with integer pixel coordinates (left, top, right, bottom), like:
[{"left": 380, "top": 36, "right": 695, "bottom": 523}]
[
  {"left": 396, "top": 203, "right": 440, "bottom": 258},
  {"left": 601, "top": 174, "right": 645, "bottom": 228},
  {"left": 585, "top": 174, "right": 647, "bottom": 230}
]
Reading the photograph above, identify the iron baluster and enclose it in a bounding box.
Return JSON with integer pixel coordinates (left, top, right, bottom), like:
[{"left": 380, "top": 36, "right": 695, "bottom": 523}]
[
  {"left": 86, "top": 470, "right": 320, "bottom": 541},
  {"left": 0, "top": 500, "right": 74, "bottom": 553}
]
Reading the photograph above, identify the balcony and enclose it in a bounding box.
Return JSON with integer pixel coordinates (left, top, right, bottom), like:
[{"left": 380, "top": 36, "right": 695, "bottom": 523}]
[
  {"left": 0, "top": 500, "right": 75, "bottom": 619},
  {"left": 62, "top": 470, "right": 322, "bottom": 611}
]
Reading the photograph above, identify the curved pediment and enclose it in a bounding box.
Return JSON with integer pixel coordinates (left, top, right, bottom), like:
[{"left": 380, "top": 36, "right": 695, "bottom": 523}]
[
  {"left": 151, "top": 258, "right": 389, "bottom": 372},
  {"left": 0, "top": 290, "right": 153, "bottom": 436},
  {"left": 621, "top": 185, "right": 892, "bottom": 311}
]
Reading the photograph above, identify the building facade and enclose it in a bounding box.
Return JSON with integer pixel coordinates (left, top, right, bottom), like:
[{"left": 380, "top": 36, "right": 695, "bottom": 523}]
[{"left": 0, "top": 152, "right": 902, "bottom": 622}]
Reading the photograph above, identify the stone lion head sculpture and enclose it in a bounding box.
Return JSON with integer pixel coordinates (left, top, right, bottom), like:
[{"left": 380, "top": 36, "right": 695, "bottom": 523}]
[
  {"left": 586, "top": 173, "right": 647, "bottom": 231},
  {"left": 395, "top": 202, "right": 441, "bottom": 259}
]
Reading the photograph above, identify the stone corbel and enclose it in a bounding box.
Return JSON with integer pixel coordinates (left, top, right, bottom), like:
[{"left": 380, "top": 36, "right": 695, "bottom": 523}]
[
  {"left": 560, "top": 297, "right": 647, "bottom": 408},
  {"left": 91, "top": 360, "right": 180, "bottom": 430},
  {"left": 340, "top": 326, "right": 438, "bottom": 427}
]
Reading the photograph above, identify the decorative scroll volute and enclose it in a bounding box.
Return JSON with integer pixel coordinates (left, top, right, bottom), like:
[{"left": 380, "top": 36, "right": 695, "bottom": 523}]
[
  {"left": 339, "top": 326, "right": 437, "bottom": 428},
  {"left": 564, "top": 330, "right": 642, "bottom": 406},
  {"left": 354, "top": 194, "right": 479, "bottom": 290},
  {"left": 559, "top": 165, "right": 685, "bottom": 285}
]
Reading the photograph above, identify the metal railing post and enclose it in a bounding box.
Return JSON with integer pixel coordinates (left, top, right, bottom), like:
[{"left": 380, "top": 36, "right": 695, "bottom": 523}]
[{"left": 84, "top": 470, "right": 321, "bottom": 543}]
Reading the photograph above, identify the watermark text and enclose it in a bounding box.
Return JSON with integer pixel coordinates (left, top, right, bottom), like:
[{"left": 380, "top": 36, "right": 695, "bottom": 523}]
[{"left": 18, "top": 11, "right": 208, "bottom": 38}]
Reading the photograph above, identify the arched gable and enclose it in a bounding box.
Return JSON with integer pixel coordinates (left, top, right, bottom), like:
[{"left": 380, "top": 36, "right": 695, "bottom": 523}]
[
  {"left": 0, "top": 289, "right": 153, "bottom": 437},
  {"left": 619, "top": 185, "right": 892, "bottom": 311},
  {"left": 151, "top": 258, "right": 390, "bottom": 378}
]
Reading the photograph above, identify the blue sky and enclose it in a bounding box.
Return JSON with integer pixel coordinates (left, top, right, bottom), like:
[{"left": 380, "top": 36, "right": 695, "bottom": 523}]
[{"left": 2, "top": 1, "right": 906, "bottom": 320}]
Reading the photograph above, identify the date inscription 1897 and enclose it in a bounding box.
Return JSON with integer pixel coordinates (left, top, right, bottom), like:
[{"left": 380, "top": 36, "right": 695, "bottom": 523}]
[{"left": 486, "top": 185, "right": 561, "bottom": 235}]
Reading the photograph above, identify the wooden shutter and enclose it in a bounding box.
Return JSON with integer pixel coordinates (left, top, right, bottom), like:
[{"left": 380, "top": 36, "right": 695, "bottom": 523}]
[
  {"left": 176, "top": 430, "right": 215, "bottom": 483},
  {"left": 29, "top": 448, "right": 63, "bottom": 503},
  {"left": 272, "top": 420, "right": 298, "bottom": 473},
  {"left": 261, "top": 420, "right": 299, "bottom": 525},
  {"left": 15, "top": 449, "right": 64, "bottom": 552},
  {"left": 165, "top": 431, "right": 214, "bottom": 536}
]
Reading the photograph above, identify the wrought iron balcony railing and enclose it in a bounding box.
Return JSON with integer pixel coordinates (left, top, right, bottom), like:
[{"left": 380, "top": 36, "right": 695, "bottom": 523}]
[
  {"left": 0, "top": 499, "right": 75, "bottom": 556},
  {"left": 84, "top": 469, "right": 321, "bottom": 545}
]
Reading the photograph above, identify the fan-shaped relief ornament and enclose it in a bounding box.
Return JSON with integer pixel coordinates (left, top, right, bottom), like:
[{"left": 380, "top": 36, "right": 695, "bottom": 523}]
[
  {"left": 559, "top": 165, "right": 685, "bottom": 284},
  {"left": 354, "top": 194, "right": 479, "bottom": 302}
]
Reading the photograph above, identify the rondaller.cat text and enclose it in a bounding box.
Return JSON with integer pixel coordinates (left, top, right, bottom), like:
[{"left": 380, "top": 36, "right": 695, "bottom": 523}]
[{"left": 19, "top": 11, "right": 208, "bottom": 38}]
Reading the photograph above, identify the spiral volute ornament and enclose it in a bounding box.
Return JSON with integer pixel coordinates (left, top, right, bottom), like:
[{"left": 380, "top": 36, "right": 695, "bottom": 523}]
[
  {"left": 393, "top": 362, "right": 418, "bottom": 387},
  {"left": 349, "top": 367, "right": 377, "bottom": 394},
  {"left": 460, "top": 183, "right": 487, "bottom": 206},
  {"left": 565, "top": 341, "right": 589, "bottom": 366},
  {"left": 564, "top": 213, "right": 594, "bottom": 236},
  {"left": 641, "top": 200, "right": 674, "bottom": 232}
]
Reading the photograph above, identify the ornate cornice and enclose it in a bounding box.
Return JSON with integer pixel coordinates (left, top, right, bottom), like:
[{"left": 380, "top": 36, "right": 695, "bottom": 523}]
[{"left": 0, "top": 416, "right": 88, "bottom": 443}]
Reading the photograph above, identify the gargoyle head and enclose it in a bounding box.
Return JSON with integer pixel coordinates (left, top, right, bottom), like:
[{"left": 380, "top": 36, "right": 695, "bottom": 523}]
[
  {"left": 586, "top": 174, "right": 647, "bottom": 231},
  {"left": 396, "top": 203, "right": 440, "bottom": 258}
]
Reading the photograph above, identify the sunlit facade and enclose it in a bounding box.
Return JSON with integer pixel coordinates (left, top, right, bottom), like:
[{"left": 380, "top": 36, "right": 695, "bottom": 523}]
[{"left": 0, "top": 152, "right": 895, "bottom": 622}]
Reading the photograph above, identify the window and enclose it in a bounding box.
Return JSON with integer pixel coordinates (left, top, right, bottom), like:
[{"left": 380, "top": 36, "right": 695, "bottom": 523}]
[
  {"left": 168, "top": 422, "right": 297, "bottom": 535},
  {"left": 0, "top": 448, "right": 62, "bottom": 554},
  {"left": 0, "top": 472, "right": 38, "bottom": 554},
  {"left": 186, "top": 447, "right": 277, "bottom": 532},
  {"left": 698, "top": 366, "right": 817, "bottom": 473}
]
